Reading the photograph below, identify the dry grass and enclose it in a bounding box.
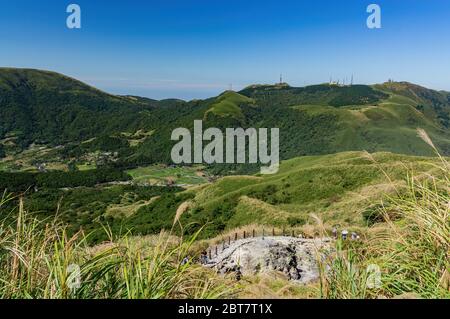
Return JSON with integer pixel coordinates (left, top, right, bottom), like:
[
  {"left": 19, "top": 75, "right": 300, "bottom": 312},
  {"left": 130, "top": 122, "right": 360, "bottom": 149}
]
[
  {"left": 0, "top": 198, "right": 234, "bottom": 299},
  {"left": 238, "top": 273, "right": 319, "bottom": 299},
  {"left": 319, "top": 130, "right": 450, "bottom": 299}
]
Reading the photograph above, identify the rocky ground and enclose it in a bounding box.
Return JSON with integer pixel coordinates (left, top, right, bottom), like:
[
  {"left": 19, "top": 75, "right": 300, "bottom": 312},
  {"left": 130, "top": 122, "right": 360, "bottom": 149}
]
[{"left": 205, "top": 236, "right": 332, "bottom": 284}]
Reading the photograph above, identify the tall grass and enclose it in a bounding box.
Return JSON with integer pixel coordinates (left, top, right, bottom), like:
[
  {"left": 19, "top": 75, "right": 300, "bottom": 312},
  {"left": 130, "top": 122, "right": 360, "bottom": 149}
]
[
  {"left": 319, "top": 130, "right": 449, "bottom": 299},
  {"left": 0, "top": 197, "right": 232, "bottom": 299}
]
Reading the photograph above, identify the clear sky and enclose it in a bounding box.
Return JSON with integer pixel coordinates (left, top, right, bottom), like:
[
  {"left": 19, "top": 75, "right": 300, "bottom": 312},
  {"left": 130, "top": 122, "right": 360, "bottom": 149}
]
[{"left": 1, "top": 0, "right": 449, "bottom": 100}]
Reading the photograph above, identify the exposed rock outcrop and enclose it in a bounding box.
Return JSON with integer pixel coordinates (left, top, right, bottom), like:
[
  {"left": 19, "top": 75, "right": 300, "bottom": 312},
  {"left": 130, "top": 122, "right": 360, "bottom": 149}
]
[{"left": 205, "top": 236, "right": 331, "bottom": 284}]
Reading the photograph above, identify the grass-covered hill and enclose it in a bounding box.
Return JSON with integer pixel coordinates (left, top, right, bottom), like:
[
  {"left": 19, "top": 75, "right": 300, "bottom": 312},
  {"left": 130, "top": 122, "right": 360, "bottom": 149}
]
[
  {"left": 237, "top": 82, "right": 450, "bottom": 159},
  {"left": 4, "top": 150, "right": 442, "bottom": 243},
  {"left": 176, "top": 151, "right": 444, "bottom": 235},
  {"left": 0, "top": 68, "right": 150, "bottom": 147},
  {"left": 1, "top": 151, "right": 447, "bottom": 300},
  {"left": 1, "top": 68, "right": 449, "bottom": 170},
  {"left": 239, "top": 82, "right": 388, "bottom": 107},
  {"left": 203, "top": 91, "right": 256, "bottom": 125}
]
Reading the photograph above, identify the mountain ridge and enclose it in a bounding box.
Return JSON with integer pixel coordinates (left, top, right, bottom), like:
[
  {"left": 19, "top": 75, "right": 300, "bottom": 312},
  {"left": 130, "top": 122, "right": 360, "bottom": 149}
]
[{"left": 1, "top": 68, "right": 449, "bottom": 169}]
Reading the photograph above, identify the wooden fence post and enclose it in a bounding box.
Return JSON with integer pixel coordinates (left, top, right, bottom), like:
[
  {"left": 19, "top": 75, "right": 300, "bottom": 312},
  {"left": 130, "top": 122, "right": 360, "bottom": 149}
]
[
  {"left": 252, "top": 229, "right": 255, "bottom": 238},
  {"left": 228, "top": 236, "right": 231, "bottom": 245},
  {"left": 262, "top": 228, "right": 265, "bottom": 239},
  {"left": 208, "top": 250, "right": 212, "bottom": 260},
  {"left": 272, "top": 228, "right": 275, "bottom": 236},
  {"left": 234, "top": 233, "right": 238, "bottom": 241},
  {"left": 243, "top": 231, "right": 246, "bottom": 239}
]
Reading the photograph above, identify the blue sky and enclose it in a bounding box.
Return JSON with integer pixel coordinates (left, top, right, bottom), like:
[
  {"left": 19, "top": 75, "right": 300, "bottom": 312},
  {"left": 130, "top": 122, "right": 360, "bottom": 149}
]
[{"left": 1, "top": 0, "right": 449, "bottom": 100}]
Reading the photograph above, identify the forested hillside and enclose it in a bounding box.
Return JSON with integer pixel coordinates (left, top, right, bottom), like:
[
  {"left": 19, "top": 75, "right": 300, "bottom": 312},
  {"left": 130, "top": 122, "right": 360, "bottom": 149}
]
[{"left": 1, "top": 68, "right": 449, "bottom": 172}]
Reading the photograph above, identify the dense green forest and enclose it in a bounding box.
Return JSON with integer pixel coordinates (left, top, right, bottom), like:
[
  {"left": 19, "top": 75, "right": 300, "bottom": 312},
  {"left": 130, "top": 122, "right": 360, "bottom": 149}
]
[{"left": 0, "top": 168, "right": 130, "bottom": 191}]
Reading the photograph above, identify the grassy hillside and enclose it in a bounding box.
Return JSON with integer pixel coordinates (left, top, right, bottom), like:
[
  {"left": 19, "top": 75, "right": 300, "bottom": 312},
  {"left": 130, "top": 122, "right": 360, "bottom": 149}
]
[
  {"left": 0, "top": 68, "right": 150, "bottom": 149},
  {"left": 4, "top": 150, "right": 442, "bottom": 243},
  {"left": 1, "top": 152, "right": 447, "bottom": 299},
  {"left": 1, "top": 68, "right": 450, "bottom": 171},
  {"left": 127, "top": 164, "right": 208, "bottom": 185},
  {"left": 204, "top": 91, "right": 255, "bottom": 124},
  {"left": 172, "top": 152, "right": 442, "bottom": 236},
  {"left": 375, "top": 81, "right": 450, "bottom": 128},
  {"left": 237, "top": 82, "right": 450, "bottom": 161},
  {"left": 113, "top": 151, "right": 444, "bottom": 239},
  {"left": 239, "top": 83, "right": 388, "bottom": 107}
]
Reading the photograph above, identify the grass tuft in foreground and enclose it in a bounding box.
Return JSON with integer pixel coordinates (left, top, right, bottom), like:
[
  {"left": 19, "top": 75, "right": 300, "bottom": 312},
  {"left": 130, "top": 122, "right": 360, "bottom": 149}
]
[
  {"left": 0, "top": 196, "right": 232, "bottom": 299},
  {"left": 319, "top": 130, "right": 449, "bottom": 299}
]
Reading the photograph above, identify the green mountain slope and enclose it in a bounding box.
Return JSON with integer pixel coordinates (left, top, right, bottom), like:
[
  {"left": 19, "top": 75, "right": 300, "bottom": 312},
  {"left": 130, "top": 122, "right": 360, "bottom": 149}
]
[
  {"left": 204, "top": 91, "right": 255, "bottom": 125},
  {"left": 1, "top": 68, "right": 449, "bottom": 169},
  {"left": 12, "top": 150, "right": 441, "bottom": 242},
  {"left": 0, "top": 68, "right": 151, "bottom": 147},
  {"left": 115, "top": 151, "right": 445, "bottom": 238},
  {"left": 176, "top": 152, "right": 442, "bottom": 233},
  {"left": 236, "top": 82, "right": 450, "bottom": 159}
]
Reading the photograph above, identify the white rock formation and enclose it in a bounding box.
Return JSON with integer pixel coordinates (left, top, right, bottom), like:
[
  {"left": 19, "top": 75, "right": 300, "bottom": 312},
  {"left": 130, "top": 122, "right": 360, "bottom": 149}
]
[{"left": 205, "top": 236, "right": 331, "bottom": 284}]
